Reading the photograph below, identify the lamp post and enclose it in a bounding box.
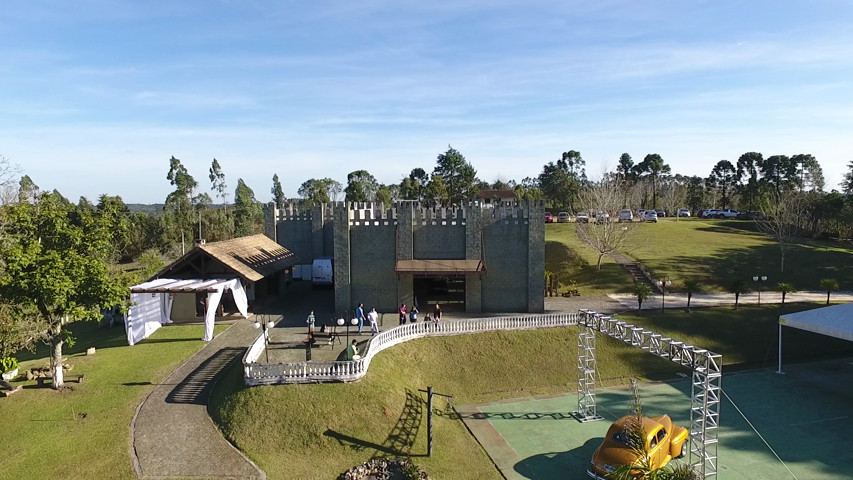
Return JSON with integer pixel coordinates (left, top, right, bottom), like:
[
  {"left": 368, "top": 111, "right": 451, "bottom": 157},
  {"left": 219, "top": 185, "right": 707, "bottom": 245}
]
[
  {"left": 753, "top": 275, "right": 767, "bottom": 305},
  {"left": 253, "top": 315, "right": 276, "bottom": 362},
  {"left": 655, "top": 278, "right": 672, "bottom": 312},
  {"left": 337, "top": 316, "right": 347, "bottom": 345}
]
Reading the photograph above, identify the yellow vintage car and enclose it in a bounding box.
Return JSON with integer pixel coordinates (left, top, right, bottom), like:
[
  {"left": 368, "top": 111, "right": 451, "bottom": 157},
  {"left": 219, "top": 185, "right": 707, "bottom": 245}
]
[{"left": 587, "top": 414, "right": 689, "bottom": 479}]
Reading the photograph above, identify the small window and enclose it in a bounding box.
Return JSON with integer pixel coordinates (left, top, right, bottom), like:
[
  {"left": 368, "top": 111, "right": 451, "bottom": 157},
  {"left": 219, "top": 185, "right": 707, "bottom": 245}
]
[
  {"left": 657, "top": 429, "right": 667, "bottom": 443},
  {"left": 650, "top": 436, "right": 658, "bottom": 449}
]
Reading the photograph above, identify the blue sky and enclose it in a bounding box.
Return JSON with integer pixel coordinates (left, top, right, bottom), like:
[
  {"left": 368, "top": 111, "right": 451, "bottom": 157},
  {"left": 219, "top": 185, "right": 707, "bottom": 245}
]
[{"left": 2, "top": 1, "right": 852, "bottom": 203}]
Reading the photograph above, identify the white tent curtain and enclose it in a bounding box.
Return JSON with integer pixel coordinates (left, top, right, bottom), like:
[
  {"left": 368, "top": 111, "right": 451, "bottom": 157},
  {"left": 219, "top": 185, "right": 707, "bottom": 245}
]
[{"left": 126, "top": 278, "right": 249, "bottom": 345}]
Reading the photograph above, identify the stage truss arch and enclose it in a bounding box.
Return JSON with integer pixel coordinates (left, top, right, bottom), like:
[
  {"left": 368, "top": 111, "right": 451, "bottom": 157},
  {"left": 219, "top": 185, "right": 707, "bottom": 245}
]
[{"left": 574, "top": 310, "right": 722, "bottom": 479}]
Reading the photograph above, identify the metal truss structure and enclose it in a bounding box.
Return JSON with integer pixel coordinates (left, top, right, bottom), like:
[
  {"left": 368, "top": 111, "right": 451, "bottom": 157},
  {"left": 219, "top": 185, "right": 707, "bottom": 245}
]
[{"left": 576, "top": 310, "right": 722, "bottom": 479}]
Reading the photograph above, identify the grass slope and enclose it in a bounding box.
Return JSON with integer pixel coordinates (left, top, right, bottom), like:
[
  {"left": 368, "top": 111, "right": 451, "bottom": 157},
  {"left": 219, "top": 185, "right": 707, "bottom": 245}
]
[
  {"left": 210, "top": 328, "right": 683, "bottom": 479},
  {"left": 211, "top": 303, "right": 853, "bottom": 479},
  {"left": 546, "top": 218, "right": 853, "bottom": 294},
  {"left": 0, "top": 321, "right": 223, "bottom": 480}
]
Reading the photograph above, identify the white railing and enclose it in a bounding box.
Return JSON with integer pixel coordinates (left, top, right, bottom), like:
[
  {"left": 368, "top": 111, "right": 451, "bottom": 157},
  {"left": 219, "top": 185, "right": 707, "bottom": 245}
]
[{"left": 243, "top": 313, "right": 578, "bottom": 386}]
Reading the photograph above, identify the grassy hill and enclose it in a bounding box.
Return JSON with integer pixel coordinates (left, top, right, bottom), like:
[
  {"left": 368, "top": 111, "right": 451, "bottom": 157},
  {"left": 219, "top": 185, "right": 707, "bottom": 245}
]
[
  {"left": 209, "top": 302, "right": 853, "bottom": 479},
  {"left": 546, "top": 218, "right": 853, "bottom": 295}
]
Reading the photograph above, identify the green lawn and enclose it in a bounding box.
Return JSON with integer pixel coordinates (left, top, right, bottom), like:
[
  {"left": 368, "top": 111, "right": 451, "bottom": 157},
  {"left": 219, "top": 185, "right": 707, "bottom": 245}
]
[
  {"left": 546, "top": 218, "right": 853, "bottom": 294},
  {"left": 209, "top": 302, "right": 853, "bottom": 479},
  {"left": 0, "top": 321, "right": 224, "bottom": 480}
]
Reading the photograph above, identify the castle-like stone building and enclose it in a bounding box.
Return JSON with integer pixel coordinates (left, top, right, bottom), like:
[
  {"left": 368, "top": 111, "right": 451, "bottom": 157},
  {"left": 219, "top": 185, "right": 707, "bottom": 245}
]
[{"left": 264, "top": 200, "right": 544, "bottom": 314}]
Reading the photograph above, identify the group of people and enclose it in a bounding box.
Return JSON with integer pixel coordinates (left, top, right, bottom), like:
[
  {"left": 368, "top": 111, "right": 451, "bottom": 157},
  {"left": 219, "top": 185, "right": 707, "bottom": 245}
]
[
  {"left": 398, "top": 303, "right": 441, "bottom": 326},
  {"left": 307, "top": 302, "right": 444, "bottom": 361}
]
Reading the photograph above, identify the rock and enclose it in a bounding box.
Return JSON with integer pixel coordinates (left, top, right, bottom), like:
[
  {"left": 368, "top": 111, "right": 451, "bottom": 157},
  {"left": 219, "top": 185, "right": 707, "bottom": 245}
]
[
  {"left": 339, "top": 458, "right": 430, "bottom": 480},
  {"left": 86, "top": 347, "right": 96, "bottom": 355}
]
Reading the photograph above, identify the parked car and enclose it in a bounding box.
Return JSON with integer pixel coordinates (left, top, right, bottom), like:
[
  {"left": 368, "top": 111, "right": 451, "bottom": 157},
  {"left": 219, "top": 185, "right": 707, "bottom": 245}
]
[
  {"left": 700, "top": 209, "right": 720, "bottom": 218},
  {"left": 654, "top": 208, "right": 666, "bottom": 217},
  {"left": 576, "top": 212, "right": 590, "bottom": 223},
  {"left": 715, "top": 208, "right": 739, "bottom": 219},
  {"left": 595, "top": 211, "right": 610, "bottom": 223},
  {"left": 643, "top": 210, "right": 658, "bottom": 223},
  {"left": 618, "top": 209, "right": 633, "bottom": 222},
  {"left": 677, "top": 208, "right": 690, "bottom": 217},
  {"left": 736, "top": 210, "right": 767, "bottom": 220},
  {"left": 544, "top": 211, "right": 554, "bottom": 223},
  {"left": 636, "top": 209, "right": 646, "bottom": 218},
  {"left": 587, "top": 414, "right": 689, "bottom": 480},
  {"left": 557, "top": 212, "right": 572, "bottom": 223}
]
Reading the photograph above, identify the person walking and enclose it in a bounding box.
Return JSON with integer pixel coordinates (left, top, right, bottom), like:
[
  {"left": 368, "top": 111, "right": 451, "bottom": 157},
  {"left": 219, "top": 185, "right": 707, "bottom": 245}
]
[
  {"left": 306, "top": 310, "right": 316, "bottom": 332},
  {"left": 368, "top": 307, "right": 379, "bottom": 335},
  {"left": 409, "top": 305, "right": 418, "bottom": 323},
  {"left": 433, "top": 304, "right": 442, "bottom": 324},
  {"left": 399, "top": 303, "right": 407, "bottom": 325},
  {"left": 355, "top": 303, "right": 365, "bottom": 334}
]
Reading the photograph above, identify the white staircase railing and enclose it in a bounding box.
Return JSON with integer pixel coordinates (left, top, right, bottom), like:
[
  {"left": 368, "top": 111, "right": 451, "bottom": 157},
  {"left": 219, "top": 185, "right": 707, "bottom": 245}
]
[{"left": 243, "top": 313, "right": 578, "bottom": 386}]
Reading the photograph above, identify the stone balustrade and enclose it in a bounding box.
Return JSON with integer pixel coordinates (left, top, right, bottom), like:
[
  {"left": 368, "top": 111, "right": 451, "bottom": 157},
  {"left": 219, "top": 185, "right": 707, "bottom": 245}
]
[{"left": 243, "top": 313, "right": 578, "bottom": 386}]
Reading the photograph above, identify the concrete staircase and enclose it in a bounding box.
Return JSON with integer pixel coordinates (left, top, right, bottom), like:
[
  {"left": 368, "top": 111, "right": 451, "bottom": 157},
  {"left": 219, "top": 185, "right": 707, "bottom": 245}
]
[{"left": 609, "top": 252, "right": 659, "bottom": 292}]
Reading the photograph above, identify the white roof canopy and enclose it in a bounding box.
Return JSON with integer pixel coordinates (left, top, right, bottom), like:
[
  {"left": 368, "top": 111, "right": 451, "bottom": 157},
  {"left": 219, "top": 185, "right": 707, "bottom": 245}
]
[
  {"left": 777, "top": 303, "right": 853, "bottom": 373},
  {"left": 779, "top": 303, "right": 853, "bottom": 342},
  {"left": 131, "top": 278, "right": 239, "bottom": 293},
  {"left": 126, "top": 278, "right": 248, "bottom": 345}
]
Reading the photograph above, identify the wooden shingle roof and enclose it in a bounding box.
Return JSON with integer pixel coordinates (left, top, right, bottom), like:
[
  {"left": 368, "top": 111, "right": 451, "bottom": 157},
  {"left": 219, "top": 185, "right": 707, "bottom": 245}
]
[{"left": 150, "top": 234, "right": 296, "bottom": 283}]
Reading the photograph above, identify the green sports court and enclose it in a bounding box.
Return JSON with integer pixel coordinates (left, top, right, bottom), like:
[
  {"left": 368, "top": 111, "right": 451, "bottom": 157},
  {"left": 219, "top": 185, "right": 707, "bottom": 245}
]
[{"left": 458, "top": 358, "right": 853, "bottom": 479}]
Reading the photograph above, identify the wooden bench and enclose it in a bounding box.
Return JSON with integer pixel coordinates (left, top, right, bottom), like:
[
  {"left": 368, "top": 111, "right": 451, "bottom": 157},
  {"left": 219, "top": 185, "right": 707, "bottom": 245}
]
[
  {"left": 309, "top": 331, "right": 341, "bottom": 346},
  {"left": 36, "top": 374, "right": 85, "bottom": 387}
]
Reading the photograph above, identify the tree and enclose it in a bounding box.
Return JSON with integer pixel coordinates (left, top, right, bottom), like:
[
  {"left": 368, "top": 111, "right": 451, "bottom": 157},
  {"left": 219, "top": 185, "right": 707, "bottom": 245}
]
[
  {"left": 539, "top": 151, "right": 587, "bottom": 212},
  {"left": 423, "top": 174, "right": 449, "bottom": 208},
  {"left": 727, "top": 279, "right": 750, "bottom": 309},
  {"left": 684, "top": 176, "right": 706, "bottom": 214},
  {"left": 819, "top": 278, "right": 839, "bottom": 305},
  {"left": 18, "top": 174, "right": 40, "bottom": 204},
  {"left": 659, "top": 178, "right": 685, "bottom": 220},
  {"left": 707, "top": 160, "right": 735, "bottom": 208},
  {"left": 760, "top": 155, "right": 798, "bottom": 198},
  {"left": 0, "top": 304, "right": 48, "bottom": 364},
  {"left": 634, "top": 284, "right": 652, "bottom": 310},
  {"left": 297, "top": 178, "right": 342, "bottom": 207},
  {"left": 777, "top": 282, "right": 796, "bottom": 305},
  {"left": 344, "top": 170, "right": 379, "bottom": 203},
  {"left": 95, "top": 194, "right": 131, "bottom": 262},
  {"left": 233, "top": 179, "right": 264, "bottom": 236},
  {"left": 374, "top": 184, "right": 393, "bottom": 208},
  {"left": 433, "top": 146, "right": 477, "bottom": 206},
  {"left": 208, "top": 158, "right": 229, "bottom": 210},
  {"left": 736, "top": 152, "right": 764, "bottom": 210},
  {"left": 842, "top": 161, "right": 853, "bottom": 195},
  {"left": 574, "top": 180, "right": 639, "bottom": 270},
  {"left": 636, "top": 154, "right": 671, "bottom": 209},
  {"left": 0, "top": 192, "right": 128, "bottom": 388},
  {"left": 682, "top": 279, "right": 701, "bottom": 312},
  {"left": 399, "top": 168, "right": 429, "bottom": 201},
  {"left": 271, "top": 174, "right": 286, "bottom": 207},
  {"left": 792, "top": 154, "right": 824, "bottom": 192},
  {"left": 165, "top": 156, "right": 198, "bottom": 254},
  {"left": 755, "top": 193, "right": 808, "bottom": 272},
  {"left": 617, "top": 153, "right": 635, "bottom": 182}
]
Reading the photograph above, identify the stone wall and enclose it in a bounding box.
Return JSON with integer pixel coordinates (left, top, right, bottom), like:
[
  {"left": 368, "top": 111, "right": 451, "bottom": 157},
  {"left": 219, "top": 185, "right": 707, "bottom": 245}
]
[{"left": 264, "top": 200, "right": 545, "bottom": 314}]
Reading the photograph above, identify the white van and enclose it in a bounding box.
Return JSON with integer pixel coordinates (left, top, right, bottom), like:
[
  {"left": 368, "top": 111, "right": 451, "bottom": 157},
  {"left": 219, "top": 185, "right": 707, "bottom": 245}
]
[{"left": 312, "top": 257, "right": 333, "bottom": 287}]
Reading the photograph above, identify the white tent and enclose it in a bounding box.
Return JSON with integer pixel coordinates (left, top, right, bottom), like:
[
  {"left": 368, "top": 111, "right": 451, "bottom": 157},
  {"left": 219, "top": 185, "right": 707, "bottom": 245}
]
[
  {"left": 126, "top": 278, "right": 249, "bottom": 345},
  {"left": 777, "top": 303, "right": 853, "bottom": 373}
]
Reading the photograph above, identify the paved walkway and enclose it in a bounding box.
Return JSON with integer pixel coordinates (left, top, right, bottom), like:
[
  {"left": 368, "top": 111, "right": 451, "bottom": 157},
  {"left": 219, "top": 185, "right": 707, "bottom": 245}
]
[
  {"left": 608, "top": 290, "right": 853, "bottom": 310},
  {"left": 131, "top": 319, "right": 265, "bottom": 480}
]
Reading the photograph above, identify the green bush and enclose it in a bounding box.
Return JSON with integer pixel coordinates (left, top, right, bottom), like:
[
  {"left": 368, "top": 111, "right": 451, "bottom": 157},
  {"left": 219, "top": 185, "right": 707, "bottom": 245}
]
[{"left": 0, "top": 356, "right": 19, "bottom": 373}]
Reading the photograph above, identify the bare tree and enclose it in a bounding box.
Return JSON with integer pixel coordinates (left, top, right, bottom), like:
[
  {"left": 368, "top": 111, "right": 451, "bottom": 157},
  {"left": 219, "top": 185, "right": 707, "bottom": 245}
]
[
  {"left": 659, "top": 178, "right": 686, "bottom": 220},
  {"left": 575, "top": 179, "right": 640, "bottom": 270},
  {"left": 755, "top": 193, "right": 808, "bottom": 273}
]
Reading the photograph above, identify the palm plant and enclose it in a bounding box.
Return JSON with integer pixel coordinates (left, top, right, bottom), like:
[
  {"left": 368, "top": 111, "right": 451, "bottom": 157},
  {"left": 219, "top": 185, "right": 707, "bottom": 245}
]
[
  {"left": 727, "top": 279, "right": 751, "bottom": 310},
  {"left": 682, "top": 279, "right": 701, "bottom": 312},
  {"left": 819, "top": 278, "right": 839, "bottom": 305},
  {"left": 634, "top": 283, "right": 652, "bottom": 310},
  {"left": 610, "top": 380, "right": 698, "bottom": 480},
  {"left": 776, "top": 282, "right": 796, "bottom": 305}
]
